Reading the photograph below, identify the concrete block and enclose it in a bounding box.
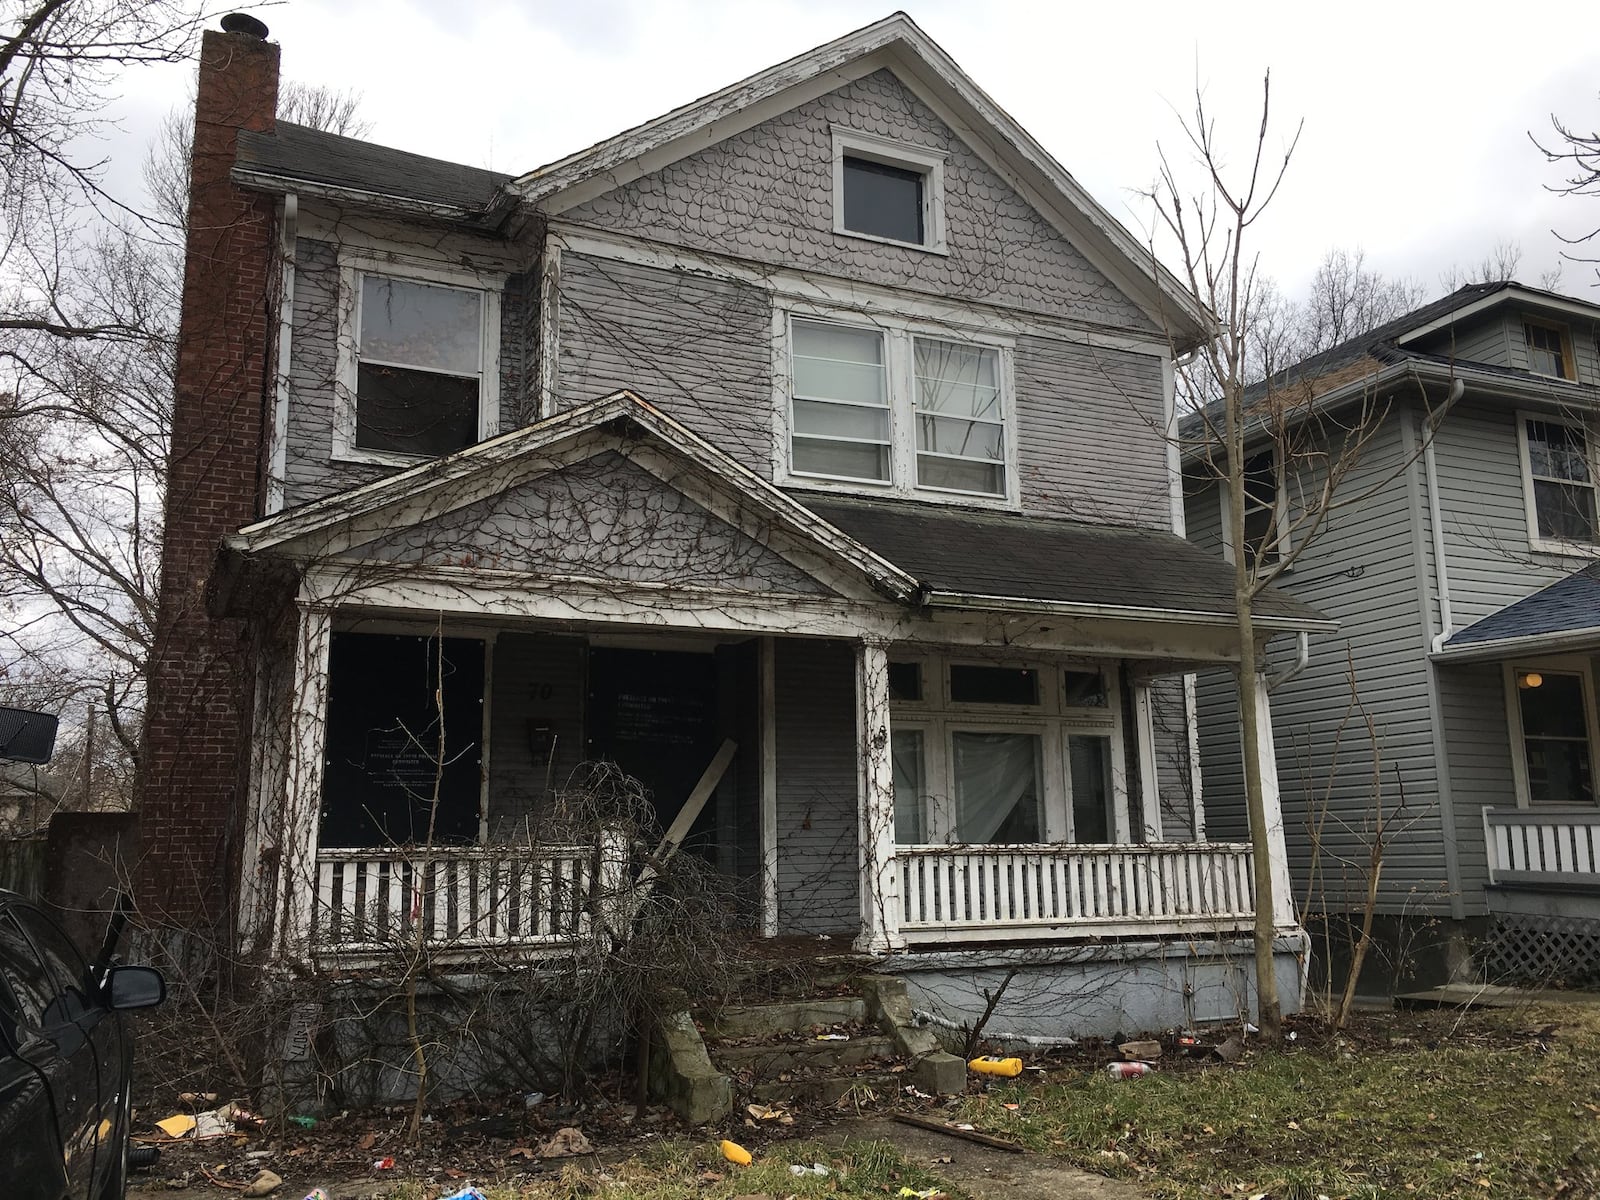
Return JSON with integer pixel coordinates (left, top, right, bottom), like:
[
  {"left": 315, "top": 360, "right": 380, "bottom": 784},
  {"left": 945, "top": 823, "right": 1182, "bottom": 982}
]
[
  {"left": 651, "top": 1006, "right": 732, "bottom": 1125},
  {"left": 913, "top": 1051, "right": 966, "bottom": 1096}
]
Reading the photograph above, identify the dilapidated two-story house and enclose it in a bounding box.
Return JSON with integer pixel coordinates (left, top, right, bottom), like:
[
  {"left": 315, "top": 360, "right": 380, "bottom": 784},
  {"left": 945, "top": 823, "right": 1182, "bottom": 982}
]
[{"left": 142, "top": 11, "right": 1328, "bottom": 1077}]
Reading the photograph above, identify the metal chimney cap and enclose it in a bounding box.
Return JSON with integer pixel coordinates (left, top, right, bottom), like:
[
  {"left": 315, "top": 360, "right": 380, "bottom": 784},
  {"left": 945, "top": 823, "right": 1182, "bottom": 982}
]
[{"left": 220, "top": 12, "right": 269, "bottom": 38}]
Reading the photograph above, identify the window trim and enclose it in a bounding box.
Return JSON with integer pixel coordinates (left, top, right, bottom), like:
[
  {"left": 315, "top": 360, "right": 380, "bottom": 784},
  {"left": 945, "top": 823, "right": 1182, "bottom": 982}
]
[
  {"left": 1516, "top": 410, "right": 1600, "bottom": 557},
  {"left": 1523, "top": 317, "right": 1577, "bottom": 382},
  {"left": 333, "top": 251, "right": 505, "bottom": 467},
  {"left": 1502, "top": 657, "right": 1600, "bottom": 809},
  {"left": 775, "top": 307, "right": 1019, "bottom": 508},
  {"left": 1217, "top": 445, "right": 1291, "bottom": 569},
  {"left": 831, "top": 127, "right": 947, "bottom": 254}
]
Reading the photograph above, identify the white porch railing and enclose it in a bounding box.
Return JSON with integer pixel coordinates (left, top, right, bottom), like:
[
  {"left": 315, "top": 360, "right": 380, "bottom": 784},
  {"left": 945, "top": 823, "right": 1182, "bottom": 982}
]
[
  {"left": 898, "top": 842, "right": 1257, "bottom": 943},
  {"left": 313, "top": 842, "right": 612, "bottom": 958},
  {"left": 1483, "top": 807, "right": 1600, "bottom": 887}
]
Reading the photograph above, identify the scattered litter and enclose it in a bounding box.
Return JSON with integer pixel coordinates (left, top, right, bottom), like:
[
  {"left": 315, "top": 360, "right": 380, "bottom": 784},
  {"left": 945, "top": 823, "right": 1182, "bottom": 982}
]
[
  {"left": 1118, "top": 1039, "right": 1162, "bottom": 1061},
  {"left": 721, "top": 1139, "right": 753, "bottom": 1166},
  {"left": 523, "top": 1091, "right": 546, "bottom": 1108},
  {"left": 1288, "top": 1031, "right": 1299, "bottom": 1042},
  {"left": 372, "top": 1158, "right": 395, "bottom": 1170},
  {"left": 288, "top": 1115, "right": 316, "bottom": 1129},
  {"left": 898, "top": 1189, "right": 947, "bottom": 1199},
  {"left": 155, "top": 1114, "right": 196, "bottom": 1139},
  {"left": 178, "top": 1092, "right": 219, "bottom": 1106},
  {"left": 788, "top": 1163, "right": 830, "bottom": 1177},
  {"left": 1106, "top": 1061, "right": 1152, "bottom": 1078},
  {"left": 1243, "top": 1022, "right": 1260, "bottom": 1035},
  {"left": 815, "top": 1033, "right": 850, "bottom": 1041},
  {"left": 243, "top": 1169, "right": 282, "bottom": 1197},
  {"left": 244, "top": 1151, "right": 272, "bottom": 1162},
  {"left": 746, "top": 1103, "right": 794, "bottom": 1124},
  {"left": 903, "top": 1084, "right": 933, "bottom": 1100},
  {"left": 438, "top": 1188, "right": 488, "bottom": 1200},
  {"left": 540, "top": 1127, "right": 594, "bottom": 1158},
  {"left": 968, "top": 1056, "right": 1023, "bottom": 1077},
  {"left": 1003, "top": 1102, "right": 1020, "bottom": 1111},
  {"left": 1214, "top": 1036, "right": 1244, "bottom": 1063},
  {"left": 302, "top": 1191, "right": 329, "bottom": 1200}
]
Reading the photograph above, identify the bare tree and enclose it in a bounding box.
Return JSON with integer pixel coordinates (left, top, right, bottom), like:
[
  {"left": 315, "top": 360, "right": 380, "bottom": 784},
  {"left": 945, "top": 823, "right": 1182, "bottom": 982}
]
[
  {"left": 1151, "top": 73, "right": 1445, "bottom": 1042},
  {"left": 1438, "top": 239, "right": 1526, "bottom": 293},
  {"left": 1532, "top": 98, "right": 1600, "bottom": 284}
]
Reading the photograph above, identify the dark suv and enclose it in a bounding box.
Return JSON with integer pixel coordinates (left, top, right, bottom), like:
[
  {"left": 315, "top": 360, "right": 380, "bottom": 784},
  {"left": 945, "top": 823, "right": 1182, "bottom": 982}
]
[{"left": 0, "top": 890, "right": 164, "bottom": 1199}]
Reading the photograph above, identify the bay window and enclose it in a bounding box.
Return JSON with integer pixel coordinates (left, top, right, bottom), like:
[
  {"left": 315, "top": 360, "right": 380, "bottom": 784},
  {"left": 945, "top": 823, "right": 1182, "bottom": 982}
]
[{"left": 782, "top": 312, "right": 1014, "bottom": 503}]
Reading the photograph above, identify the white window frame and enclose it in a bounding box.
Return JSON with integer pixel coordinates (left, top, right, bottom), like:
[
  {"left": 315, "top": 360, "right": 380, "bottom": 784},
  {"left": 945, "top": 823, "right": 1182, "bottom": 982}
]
[
  {"left": 1502, "top": 657, "right": 1600, "bottom": 808},
  {"left": 831, "top": 127, "right": 947, "bottom": 254},
  {"left": 1516, "top": 410, "right": 1600, "bottom": 557},
  {"left": 1218, "top": 445, "right": 1291, "bottom": 569},
  {"left": 1523, "top": 317, "right": 1576, "bottom": 381},
  {"left": 775, "top": 307, "right": 1019, "bottom": 508},
  {"left": 887, "top": 654, "right": 1129, "bottom": 845},
  {"left": 333, "top": 250, "right": 505, "bottom": 467}
]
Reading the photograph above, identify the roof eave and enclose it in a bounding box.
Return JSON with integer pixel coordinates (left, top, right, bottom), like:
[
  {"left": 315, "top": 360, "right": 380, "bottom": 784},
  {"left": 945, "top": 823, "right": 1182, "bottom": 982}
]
[
  {"left": 1434, "top": 624, "right": 1600, "bottom": 663},
  {"left": 923, "top": 590, "right": 1336, "bottom": 633},
  {"left": 230, "top": 167, "right": 513, "bottom": 229}
]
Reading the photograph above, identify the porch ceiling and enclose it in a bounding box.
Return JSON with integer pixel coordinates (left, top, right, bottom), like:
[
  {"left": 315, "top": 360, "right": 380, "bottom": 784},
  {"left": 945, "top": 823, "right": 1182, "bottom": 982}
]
[{"left": 804, "top": 496, "right": 1331, "bottom": 632}]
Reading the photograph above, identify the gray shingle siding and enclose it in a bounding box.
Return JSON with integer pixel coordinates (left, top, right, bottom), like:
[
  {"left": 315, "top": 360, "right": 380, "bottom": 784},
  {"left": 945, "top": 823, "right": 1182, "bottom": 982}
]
[
  {"left": 774, "top": 638, "right": 859, "bottom": 934},
  {"left": 554, "top": 252, "right": 773, "bottom": 465},
  {"left": 562, "top": 69, "right": 1152, "bottom": 333}
]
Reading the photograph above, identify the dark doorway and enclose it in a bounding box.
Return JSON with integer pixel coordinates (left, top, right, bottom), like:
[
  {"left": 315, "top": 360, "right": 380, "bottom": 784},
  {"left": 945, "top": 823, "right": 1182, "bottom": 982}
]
[
  {"left": 321, "top": 633, "right": 484, "bottom": 848},
  {"left": 586, "top": 648, "right": 720, "bottom": 848}
]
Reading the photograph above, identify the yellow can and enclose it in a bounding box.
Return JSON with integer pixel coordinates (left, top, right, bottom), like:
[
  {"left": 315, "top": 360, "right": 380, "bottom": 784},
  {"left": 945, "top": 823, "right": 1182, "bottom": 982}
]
[{"left": 720, "top": 1139, "right": 753, "bottom": 1165}]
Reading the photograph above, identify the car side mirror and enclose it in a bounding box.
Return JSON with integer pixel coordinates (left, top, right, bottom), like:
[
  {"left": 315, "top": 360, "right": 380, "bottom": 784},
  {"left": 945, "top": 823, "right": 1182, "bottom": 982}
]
[{"left": 104, "top": 965, "right": 165, "bottom": 1010}]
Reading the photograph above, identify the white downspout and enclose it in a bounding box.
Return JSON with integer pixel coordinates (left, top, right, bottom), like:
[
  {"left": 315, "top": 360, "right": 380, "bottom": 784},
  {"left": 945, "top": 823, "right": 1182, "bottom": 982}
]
[
  {"left": 1266, "top": 630, "right": 1310, "bottom": 692},
  {"left": 1426, "top": 380, "right": 1465, "bottom": 652}
]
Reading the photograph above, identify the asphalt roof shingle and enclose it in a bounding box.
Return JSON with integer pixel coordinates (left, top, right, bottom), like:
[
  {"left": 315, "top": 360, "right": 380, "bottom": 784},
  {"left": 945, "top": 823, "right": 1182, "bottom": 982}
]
[
  {"left": 1445, "top": 561, "right": 1600, "bottom": 649},
  {"left": 235, "top": 122, "right": 512, "bottom": 211},
  {"left": 803, "top": 496, "right": 1324, "bottom": 625}
]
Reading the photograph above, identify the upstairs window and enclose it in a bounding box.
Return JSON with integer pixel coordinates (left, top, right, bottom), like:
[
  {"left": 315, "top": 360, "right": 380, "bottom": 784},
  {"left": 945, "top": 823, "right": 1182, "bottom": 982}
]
[
  {"left": 1524, "top": 320, "right": 1575, "bottom": 381},
  {"left": 1521, "top": 416, "right": 1597, "bottom": 547},
  {"left": 782, "top": 312, "right": 1013, "bottom": 504},
  {"left": 831, "top": 129, "right": 945, "bottom": 252},
  {"left": 335, "top": 255, "right": 502, "bottom": 464}
]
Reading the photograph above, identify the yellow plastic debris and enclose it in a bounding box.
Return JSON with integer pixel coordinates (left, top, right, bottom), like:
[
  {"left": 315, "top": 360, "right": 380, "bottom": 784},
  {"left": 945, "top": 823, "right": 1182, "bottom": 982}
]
[
  {"left": 156, "top": 1113, "right": 197, "bottom": 1138},
  {"left": 720, "top": 1138, "right": 753, "bottom": 1165},
  {"left": 967, "top": 1056, "right": 1023, "bottom": 1078}
]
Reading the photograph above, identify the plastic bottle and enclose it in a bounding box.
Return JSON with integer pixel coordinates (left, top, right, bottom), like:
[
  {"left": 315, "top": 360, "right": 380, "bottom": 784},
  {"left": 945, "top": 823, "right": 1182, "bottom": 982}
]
[
  {"left": 968, "top": 1056, "right": 1024, "bottom": 1078},
  {"left": 1106, "top": 1061, "right": 1152, "bottom": 1078}
]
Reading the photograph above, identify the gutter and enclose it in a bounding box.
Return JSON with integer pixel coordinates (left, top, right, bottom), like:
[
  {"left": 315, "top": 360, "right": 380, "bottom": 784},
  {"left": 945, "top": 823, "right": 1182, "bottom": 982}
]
[
  {"left": 1432, "top": 624, "right": 1600, "bottom": 664},
  {"left": 230, "top": 167, "right": 504, "bottom": 228},
  {"left": 923, "top": 590, "right": 1337, "bottom": 634}
]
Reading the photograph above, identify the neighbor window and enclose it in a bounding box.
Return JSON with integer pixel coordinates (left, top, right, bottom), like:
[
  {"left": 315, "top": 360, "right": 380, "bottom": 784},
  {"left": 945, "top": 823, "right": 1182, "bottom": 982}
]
[
  {"left": 1524, "top": 320, "right": 1574, "bottom": 381},
  {"left": 784, "top": 314, "right": 1012, "bottom": 501},
  {"left": 1240, "top": 450, "right": 1284, "bottom": 568},
  {"left": 888, "top": 657, "right": 1126, "bottom": 845},
  {"left": 1513, "top": 668, "right": 1595, "bottom": 806},
  {"left": 831, "top": 129, "right": 945, "bottom": 251},
  {"left": 335, "top": 256, "right": 502, "bottom": 462},
  {"left": 1521, "top": 416, "right": 1597, "bottom": 546}
]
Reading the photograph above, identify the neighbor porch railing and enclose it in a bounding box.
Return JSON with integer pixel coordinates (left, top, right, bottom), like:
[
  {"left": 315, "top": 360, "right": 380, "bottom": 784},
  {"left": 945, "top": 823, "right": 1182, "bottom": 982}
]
[
  {"left": 897, "top": 842, "right": 1257, "bottom": 943},
  {"left": 1483, "top": 807, "right": 1600, "bottom": 887},
  {"left": 313, "top": 840, "right": 623, "bottom": 958}
]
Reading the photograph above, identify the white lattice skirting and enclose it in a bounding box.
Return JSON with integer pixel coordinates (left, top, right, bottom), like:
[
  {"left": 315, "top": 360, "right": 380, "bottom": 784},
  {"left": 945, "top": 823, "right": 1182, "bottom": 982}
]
[{"left": 1480, "top": 913, "right": 1600, "bottom": 986}]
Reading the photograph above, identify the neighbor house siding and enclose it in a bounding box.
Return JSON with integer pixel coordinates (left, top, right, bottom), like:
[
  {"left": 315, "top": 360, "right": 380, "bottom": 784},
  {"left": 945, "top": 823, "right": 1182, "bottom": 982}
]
[
  {"left": 1187, "top": 414, "right": 1448, "bottom": 914},
  {"left": 562, "top": 69, "right": 1154, "bottom": 333},
  {"left": 1436, "top": 661, "right": 1513, "bottom": 915},
  {"left": 773, "top": 638, "right": 859, "bottom": 934},
  {"left": 1431, "top": 400, "right": 1582, "bottom": 632}
]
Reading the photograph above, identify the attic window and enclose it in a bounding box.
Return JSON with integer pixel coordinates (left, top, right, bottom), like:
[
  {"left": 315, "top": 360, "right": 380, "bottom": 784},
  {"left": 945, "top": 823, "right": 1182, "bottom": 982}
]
[
  {"left": 831, "top": 128, "right": 945, "bottom": 252},
  {"left": 1524, "top": 320, "right": 1574, "bottom": 381}
]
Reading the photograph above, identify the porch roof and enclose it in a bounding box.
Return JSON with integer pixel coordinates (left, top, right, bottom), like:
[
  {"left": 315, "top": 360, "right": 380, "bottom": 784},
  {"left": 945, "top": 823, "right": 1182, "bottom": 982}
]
[
  {"left": 804, "top": 496, "right": 1330, "bottom": 629},
  {"left": 1437, "top": 561, "right": 1600, "bottom": 662}
]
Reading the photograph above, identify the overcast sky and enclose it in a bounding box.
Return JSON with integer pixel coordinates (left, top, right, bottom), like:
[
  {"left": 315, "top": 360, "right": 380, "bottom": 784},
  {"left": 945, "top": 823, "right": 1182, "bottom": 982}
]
[{"left": 100, "top": 0, "right": 1600, "bottom": 301}]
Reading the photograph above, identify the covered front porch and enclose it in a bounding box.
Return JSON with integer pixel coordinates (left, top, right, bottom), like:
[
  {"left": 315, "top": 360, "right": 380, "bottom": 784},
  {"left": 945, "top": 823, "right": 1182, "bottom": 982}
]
[{"left": 220, "top": 393, "right": 1319, "bottom": 980}]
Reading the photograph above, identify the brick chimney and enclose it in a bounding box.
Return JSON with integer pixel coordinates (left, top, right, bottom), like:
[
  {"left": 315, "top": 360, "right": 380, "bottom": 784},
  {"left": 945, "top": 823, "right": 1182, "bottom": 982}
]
[{"left": 139, "top": 15, "right": 280, "bottom": 936}]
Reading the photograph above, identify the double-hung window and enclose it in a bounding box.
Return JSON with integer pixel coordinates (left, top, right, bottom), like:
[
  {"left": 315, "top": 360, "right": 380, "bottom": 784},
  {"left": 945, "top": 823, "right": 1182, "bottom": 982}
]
[
  {"left": 1520, "top": 414, "right": 1598, "bottom": 548},
  {"left": 1524, "top": 320, "right": 1575, "bottom": 381},
  {"left": 783, "top": 314, "right": 1013, "bottom": 503},
  {"left": 1509, "top": 665, "right": 1598, "bottom": 807},
  {"left": 336, "top": 255, "right": 502, "bottom": 463},
  {"left": 1221, "top": 448, "right": 1287, "bottom": 569}
]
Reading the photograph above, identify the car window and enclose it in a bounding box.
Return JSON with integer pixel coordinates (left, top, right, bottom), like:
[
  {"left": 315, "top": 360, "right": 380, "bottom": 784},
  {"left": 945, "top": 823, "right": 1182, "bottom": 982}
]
[
  {"left": 0, "top": 909, "right": 89, "bottom": 1041},
  {"left": 16, "top": 909, "right": 93, "bottom": 1024}
]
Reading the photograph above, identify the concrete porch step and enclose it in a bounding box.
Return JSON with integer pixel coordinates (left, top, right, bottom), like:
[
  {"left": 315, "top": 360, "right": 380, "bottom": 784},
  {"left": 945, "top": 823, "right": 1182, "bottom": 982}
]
[
  {"left": 700, "top": 995, "right": 867, "bottom": 1040},
  {"left": 749, "top": 1067, "right": 906, "bottom": 1106},
  {"left": 713, "top": 1032, "right": 898, "bottom": 1074}
]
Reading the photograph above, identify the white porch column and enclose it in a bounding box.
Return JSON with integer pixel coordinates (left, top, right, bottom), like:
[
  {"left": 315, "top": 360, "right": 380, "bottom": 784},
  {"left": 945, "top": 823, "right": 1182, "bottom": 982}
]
[
  {"left": 854, "top": 636, "right": 903, "bottom": 954},
  {"left": 279, "top": 602, "right": 333, "bottom": 961},
  {"left": 1250, "top": 673, "right": 1298, "bottom": 928}
]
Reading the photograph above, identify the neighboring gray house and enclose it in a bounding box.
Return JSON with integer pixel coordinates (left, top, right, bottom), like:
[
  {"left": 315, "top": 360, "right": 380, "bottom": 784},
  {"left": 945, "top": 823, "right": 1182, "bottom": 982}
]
[
  {"left": 1185, "top": 281, "right": 1600, "bottom": 991},
  {"left": 154, "top": 12, "right": 1329, "bottom": 1045}
]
